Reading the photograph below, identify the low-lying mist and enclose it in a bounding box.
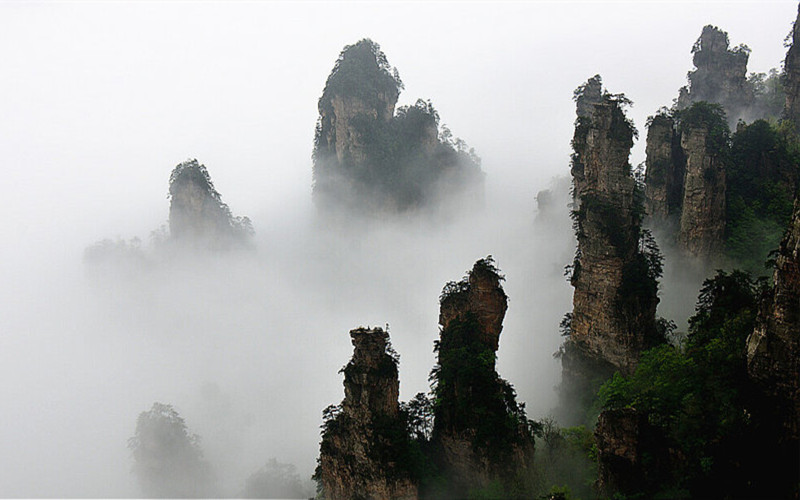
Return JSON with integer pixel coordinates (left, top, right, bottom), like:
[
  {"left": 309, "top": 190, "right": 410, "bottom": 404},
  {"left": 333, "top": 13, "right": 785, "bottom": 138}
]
[{"left": 0, "top": 173, "right": 578, "bottom": 497}]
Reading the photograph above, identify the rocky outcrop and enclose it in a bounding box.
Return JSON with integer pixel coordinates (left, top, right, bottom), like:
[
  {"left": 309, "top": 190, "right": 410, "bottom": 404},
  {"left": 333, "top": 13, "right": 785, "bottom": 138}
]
[
  {"left": 438, "top": 259, "right": 508, "bottom": 352},
  {"left": 566, "top": 80, "right": 660, "bottom": 376},
  {"left": 643, "top": 103, "right": 728, "bottom": 261},
  {"left": 317, "top": 327, "right": 418, "bottom": 500},
  {"left": 676, "top": 125, "right": 726, "bottom": 257},
  {"left": 312, "top": 39, "right": 483, "bottom": 215},
  {"left": 677, "top": 25, "right": 754, "bottom": 125},
  {"left": 562, "top": 79, "right": 660, "bottom": 417},
  {"left": 432, "top": 258, "right": 534, "bottom": 496},
  {"left": 644, "top": 114, "right": 684, "bottom": 222},
  {"left": 168, "top": 159, "right": 252, "bottom": 249},
  {"left": 747, "top": 199, "right": 800, "bottom": 440},
  {"left": 785, "top": 6, "right": 800, "bottom": 130},
  {"left": 595, "top": 408, "right": 671, "bottom": 498}
]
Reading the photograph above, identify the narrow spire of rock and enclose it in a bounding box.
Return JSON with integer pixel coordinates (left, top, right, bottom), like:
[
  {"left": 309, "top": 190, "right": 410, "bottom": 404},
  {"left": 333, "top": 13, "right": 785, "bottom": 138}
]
[
  {"left": 677, "top": 25, "right": 754, "bottom": 125},
  {"left": 431, "top": 257, "right": 534, "bottom": 496},
  {"left": 316, "top": 327, "right": 418, "bottom": 500},
  {"left": 643, "top": 112, "right": 685, "bottom": 223},
  {"left": 562, "top": 77, "right": 661, "bottom": 415},
  {"left": 675, "top": 106, "right": 727, "bottom": 257},
  {"left": 784, "top": 5, "right": 800, "bottom": 130}
]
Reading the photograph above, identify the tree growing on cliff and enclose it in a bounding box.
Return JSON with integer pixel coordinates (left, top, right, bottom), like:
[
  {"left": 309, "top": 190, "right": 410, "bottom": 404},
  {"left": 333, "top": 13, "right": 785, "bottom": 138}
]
[
  {"left": 597, "top": 270, "right": 778, "bottom": 498},
  {"left": 128, "top": 402, "right": 215, "bottom": 498}
]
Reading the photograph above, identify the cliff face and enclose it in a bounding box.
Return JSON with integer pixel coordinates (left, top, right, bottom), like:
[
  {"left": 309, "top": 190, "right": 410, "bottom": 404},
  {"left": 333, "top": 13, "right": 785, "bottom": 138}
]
[
  {"left": 168, "top": 159, "right": 252, "bottom": 249},
  {"left": 594, "top": 408, "right": 671, "bottom": 498},
  {"left": 747, "top": 200, "right": 800, "bottom": 440},
  {"left": 644, "top": 114, "right": 684, "bottom": 222},
  {"left": 676, "top": 126, "right": 726, "bottom": 257},
  {"left": 566, "top": 87, "right": 659, "bottom": 377},
  {"left": 432, "top": 258, "right": 533, "bottom": 495},
  {"left": 312, "top": 39, "right": 484, "bottom": 215},
  {"left": 785, "top": 6, "right": 800, "bottom": 130},
  {"left": 643, "top": 103, "right": 729, "bottom": 262},
  {"left": 438, "top": 260, "right": 508, "bottom": 352},
  {"left": 677, "top": 25, "right": 754, "bottom": 125},
  {"left": 317, "top": 327, "right": 418, "bottom": 500}
]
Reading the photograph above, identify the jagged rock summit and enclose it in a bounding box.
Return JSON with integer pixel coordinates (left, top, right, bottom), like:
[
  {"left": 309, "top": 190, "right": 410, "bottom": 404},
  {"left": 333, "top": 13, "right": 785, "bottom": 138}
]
[
  {"left": 168, "top": 159, "right": 252, "bottom": 249},
  {"left": 562, "top": 76, "right": 661, "bottom": 414},
  {"left": 431, "top": 257, "right": 534, "bottom": 496},
  {"left": 677, "top": 25, "right": 754, "bottom": 125},
  {"left": 316, "top": 327, "right": 417, "bottom": 500},
  {"left": 312, "top": 38, "right": 484, "bottom": 216}
]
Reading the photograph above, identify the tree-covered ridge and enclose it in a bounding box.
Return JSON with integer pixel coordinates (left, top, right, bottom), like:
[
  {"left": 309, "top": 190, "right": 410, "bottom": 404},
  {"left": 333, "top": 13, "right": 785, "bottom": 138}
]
[
  {"left": 596, "top": 270, "right": 797, "bottom": 498},
  {"left": 312, "top": 39, "right": 484, "bottom": 215},
  {"left": 644, "top": 102, "right": 799, "bottom": 271},
  {"left": 727, "top": 120, "right": 800, "bottom": 271}
]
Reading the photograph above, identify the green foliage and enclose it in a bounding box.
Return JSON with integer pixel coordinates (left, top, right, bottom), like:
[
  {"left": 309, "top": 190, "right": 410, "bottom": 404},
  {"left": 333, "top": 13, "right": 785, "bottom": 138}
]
[
  {"left": 749, "top": 68, "right": 785, "bottom": 120},
  {"left": 320, "top": 38, "right": 402, "bottom": 107},
  {"left": 674, "top": 102, "right": 730, "bottom": 156},
  {"left": 527, "top": 417, "right": 596, "bottom": 500},
  {"left": 596, "top": 270, "right": 768, "bottom": 497},
  {"left": 726, "top": 119, "right": 799, "bottom": 273},
  {"left": 432, "top": 260, "right": 533, "bottom": 467}
]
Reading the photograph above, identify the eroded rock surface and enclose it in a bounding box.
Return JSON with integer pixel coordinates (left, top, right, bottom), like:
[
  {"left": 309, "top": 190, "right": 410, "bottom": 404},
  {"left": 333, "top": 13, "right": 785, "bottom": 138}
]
[
  {"left": 785, "top": 6, "right": 800, "bottom": 130},
  {"left": 317, "top": 327, "right": 418, "bottom": 500},
  {"left": 432, "top": 258, "right": 534, "bottom": 496},
  {"left": 676, "top": 126, "right": 726, "bottom": 257}
]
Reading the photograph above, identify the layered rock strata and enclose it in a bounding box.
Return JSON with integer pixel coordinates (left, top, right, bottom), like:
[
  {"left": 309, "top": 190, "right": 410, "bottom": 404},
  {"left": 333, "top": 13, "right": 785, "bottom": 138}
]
[
  {"left": 675, "top": 125, "right": 726, "bottom": 257},
  {"left": 566, "top": 86, "right": 659, "bottom": 377}
]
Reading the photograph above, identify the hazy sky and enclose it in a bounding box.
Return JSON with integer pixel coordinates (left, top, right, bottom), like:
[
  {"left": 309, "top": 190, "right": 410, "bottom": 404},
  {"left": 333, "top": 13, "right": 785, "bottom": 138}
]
[{"left": 0, "top": 1, "right": 796, "bottom": 496}]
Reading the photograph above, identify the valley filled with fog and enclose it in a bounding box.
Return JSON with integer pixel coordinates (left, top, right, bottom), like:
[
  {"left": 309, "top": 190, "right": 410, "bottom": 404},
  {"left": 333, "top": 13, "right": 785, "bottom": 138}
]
[{"left": 0, "top": 2, "right": 794, "bottom": 496}]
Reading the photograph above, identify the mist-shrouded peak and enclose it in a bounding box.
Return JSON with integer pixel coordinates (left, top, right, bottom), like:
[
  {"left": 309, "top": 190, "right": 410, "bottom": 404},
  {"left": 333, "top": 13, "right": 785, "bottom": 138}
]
[
  {"left": 168, "top": 159, "right": 253, "bottom": 250},
  {"left": 312, "top": 39, "right": 484, "bottom": 217},
  {"left": 315, "top": 326, "right": 418, "bottom": 500},
  {"left": 676, "top": 25, "right": 754, "bottom": 125}
]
